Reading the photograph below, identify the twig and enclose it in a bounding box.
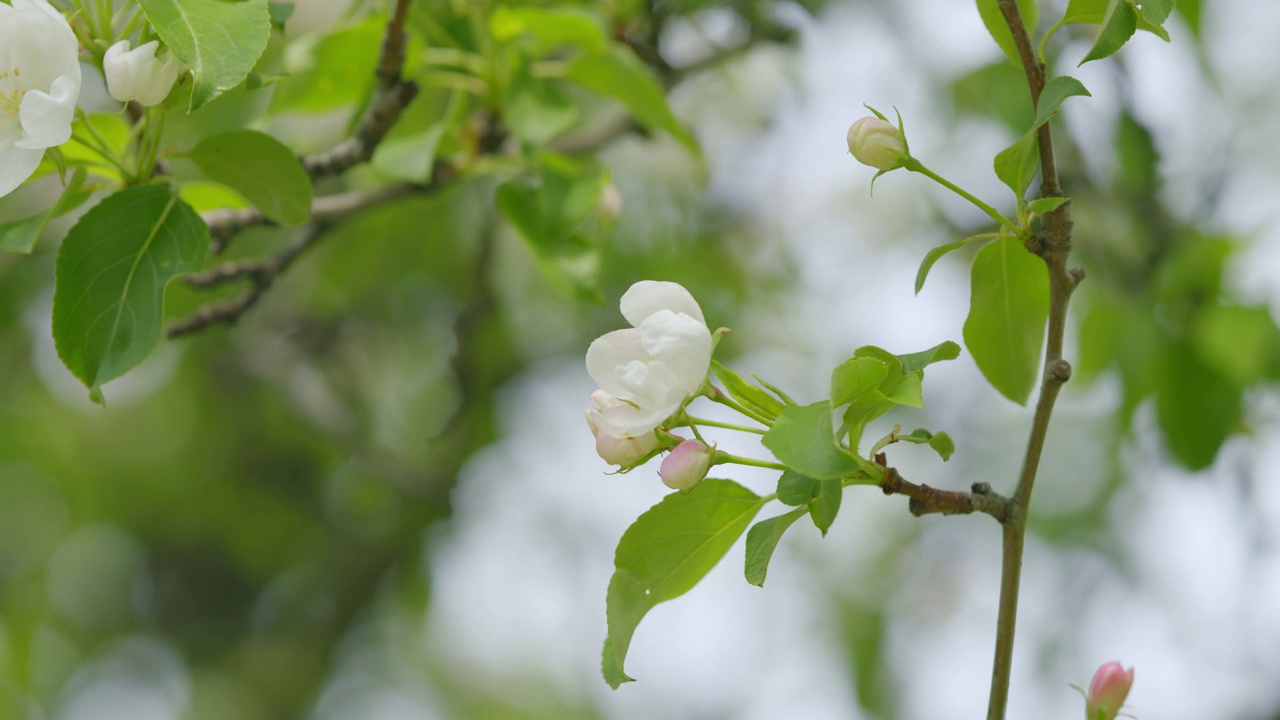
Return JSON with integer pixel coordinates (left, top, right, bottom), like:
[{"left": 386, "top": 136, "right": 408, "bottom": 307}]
[
  {"left": 166, "top": 223, "right": 327, "bottom": 338},
  {"left": 985, "top": 4, "right": 1085, "bottom": 720},
  {"left": 879, "top": 467, "right": 1012, "bottom": 521}
]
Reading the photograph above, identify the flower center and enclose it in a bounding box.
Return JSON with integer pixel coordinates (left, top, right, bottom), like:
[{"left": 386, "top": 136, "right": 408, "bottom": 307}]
[{"left": 0, "top": 67, "right": 33, "bottom": 127}]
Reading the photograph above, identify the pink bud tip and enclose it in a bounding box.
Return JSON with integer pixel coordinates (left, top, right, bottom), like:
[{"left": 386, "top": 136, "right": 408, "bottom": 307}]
[
  {"left": 659, "top": 439, "right": 713, "bottom": 493},
  {"left": 1085, "top": 661, "right": 1134, "bottom": 720}
]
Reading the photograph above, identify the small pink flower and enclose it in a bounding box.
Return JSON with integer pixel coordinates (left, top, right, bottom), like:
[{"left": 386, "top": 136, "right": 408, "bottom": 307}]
[
  {"left": 586, "top": 390, "right": 660, "bottom": 466},
  {"left": 659, "top": 439, "right": 713, "bottom": 493},
  {"left": 1085, "top": 661, "right": 1134, "bottom": 720}
]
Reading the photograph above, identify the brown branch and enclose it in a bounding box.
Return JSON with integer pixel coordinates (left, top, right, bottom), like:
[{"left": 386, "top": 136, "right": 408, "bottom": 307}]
[
  {"left": 986, "top": 4, "right": 1086, "bottom": 720},
  {"left": 879, "top": 467, "right": 1012, "bottom": 521},
  {"left": 166, "top": 222, "right": 327, "bottom": 338}
]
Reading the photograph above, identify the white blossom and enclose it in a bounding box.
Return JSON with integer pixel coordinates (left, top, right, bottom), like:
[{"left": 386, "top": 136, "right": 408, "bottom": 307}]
[
  {"left": 0, "top": 0, "right": 81, "bottom": 198},
  {"left": 585, "top": 390, "right": 661, "bottom": 466},
  {"left": 585, "top": 281, "right": 712, "bottom": 438},
  {"left": 103, "top": 40, "right": 182, "bottom": 107}
]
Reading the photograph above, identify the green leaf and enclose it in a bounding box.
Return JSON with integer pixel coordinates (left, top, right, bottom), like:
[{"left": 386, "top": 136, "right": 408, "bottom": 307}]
[
  {"left": 372, "top": 121, "right": 445, "bottom": 183},
  {"left": 267, "top": 1, "right": 293, "bottom": 30},
  {"left": 505, "top": 66, "right": 580, "bottom": 145},
  {"left": 776, "top": 470, "right": 820, "bottom": 506},
  {"left": 1032, "top": 76, "right": 1092, "bottom": 130},
  {"left": 1134, "top": 0, "right": 1175, "bottom": 27},
  {"left": 928, "top": 431, "right": 956, "bottom": 461},
  {"left": 0, "top": 167, "right": 91, "bottom": 254},
  {"left": 711, "top": 360, "right": 785, "bottom": 421},
  {"left": 184, "top": 130, "right": 312, "bottom": 226},
  {"left": 830, "top": 356, "right": 888, "bottom": 408},
  {"left": 490, "top": 6, "right": 607, "bottom": 53},
  {"left": 808, "top": 477, "right": 843, "bottom": 536},
  {"left": 138, "top": 0, "right": 271, "bottom": 111},
  {"left": 497, "top": 180, "right": 603, "bottom": 303},
  {"left": 604, "top": 479, "right": 763, "bottom": 686},
  {"left": 975, "top": 0, "right": 1040, "bottom": 67},
  {"left": 268, "top": 17, "right": 381, "bottom": 114},
  {"left": 962, "top": 237, "right": 1049, "bottom": 404},
  {"left": 744, "top": 508, "right": 807, "bottom": 586},
  {"left": 1026, "top": 197, "right": 1069, "bottom": 215},
  {"left": 1156, "top": 345, "right": 1242, "bottom": 470},
  {"left": 884, "top": 373, "right": 923, "bottom": 408},
  {"left": 763, "top": 402, "right": 861, "bottom": 480},
  {"left": 1078, "top": 0, "right": 1138, "bottom": 64},
  {"left": 994, "top": 132, "right": 1040, "bottom": 200},
  {"left": 896, "top": 340, "right": 962, "bottom": 374},
  {"left": 566, "top": 46, "right": 697, "bottom": 152},
  {"left": 52, "top": 187, "right": 210, "bottom": 393},
  {"left": 1061, "top": 0, "right": 1169, "bottom": 42},
  {"left": 916, "top": 235, "right": 989, "bottom": 294},
  {"left": 1191, "top": 305, "right": 1280, "bottom": 388}
]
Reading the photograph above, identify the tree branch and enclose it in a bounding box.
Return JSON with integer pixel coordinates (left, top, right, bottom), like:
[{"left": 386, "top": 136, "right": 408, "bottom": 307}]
[
  {"left": 879, "top": 467, "right": 1012, "bottom": 521},
  {"left": 986, "top": 4, "right": 1085, "bottom": 720}
]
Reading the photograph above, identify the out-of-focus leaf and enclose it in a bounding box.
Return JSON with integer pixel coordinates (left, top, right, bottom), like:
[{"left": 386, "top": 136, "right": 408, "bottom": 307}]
[
  {"left": 139, "top": 0, "right": 271, "bottom": 110},
  {"left": 963, "top": 237, "right": 1049, "bottom": 404},
  {"left": 566, "top": 46, "right": 697, "bottom": 152},
  {"left": 1156, "top": 344, "right": 1242, "bottom": 470},
  {"left": 490, "top": 6, "right": 607, "bottom": 53},
  {"left": 0, "top": 167, "right": 91, "bottom": 254},
  {"left": 184, "top": 130, "right": 312, "bottom": 226},
  {"left": 269, "top": 17, "right": 382, "bottom": 114},
  {"left": 951, "top": 61, "right": 1033, "bottom": 133},
  {"left": 268, "top": 2, "right": 294, "bottom": 30},
  {"left": 604, "top": 479, "right": 763, "bottom": 687}
]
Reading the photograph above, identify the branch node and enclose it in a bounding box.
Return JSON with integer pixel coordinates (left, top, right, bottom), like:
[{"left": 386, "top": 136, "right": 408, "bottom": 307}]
[
  {"left": 1069, "top": 266, "right": 1087, "bottom": 286},
  {"left": 1050, "top": 359, "right": 1072, "bottom": 383}
]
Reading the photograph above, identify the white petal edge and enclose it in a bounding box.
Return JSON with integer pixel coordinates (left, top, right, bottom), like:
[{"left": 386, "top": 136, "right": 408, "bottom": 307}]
[{"left": 619, "top": 280, "right": 705, "bottom": 327}]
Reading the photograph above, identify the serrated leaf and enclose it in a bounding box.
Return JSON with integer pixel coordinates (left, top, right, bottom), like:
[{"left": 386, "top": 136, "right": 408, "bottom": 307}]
[
  {"left": 139, "top": 0, "right": 271, "bottom": 111},
  {"left": 763, "top": 402, "right": 861, "bottom": 480},
  {"left": 975, "top": 0, "right": 1040, "bottom": 67},
  {"left": 604, "top": 479, "right": 763, "bottom": 685},
  {"left": 916, "top": 235, "right": 990, "bottom": 294},
  {"left": 808, "top": 477, "right": 843, "bottom": 536},
  {"left": 712, "top": 359, "right": 785, "bottom": 421},
  {"left": 185, "top": 130, "right": 312, "bottom": 225},
  {"left": 566, "top": 46, "right": 697, "bottom": 152},
  {"left": 830, "top": 356, "right": 888, "bottom": 408},
  {"left": 1026, "top": 197, "right": 1069, "bottom": 215},
  {"left": 776, "top": 470, "right": 820, "bottom": 506},
  {"left": 744, "top": 508, "right": 807, "bottom": 586},
  {"left": 1079, "top": 0, "right": 1138, "bottom": 64},
  {"left": 962, "top": 237, "right": 1049, "bottom": 404},
  {"left": 52, "top": 187, "right": 209, "bottom": 393}
]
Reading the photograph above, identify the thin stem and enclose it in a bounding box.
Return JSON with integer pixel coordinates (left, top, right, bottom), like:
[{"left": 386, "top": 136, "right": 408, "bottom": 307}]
[
  {"left": 985, "top": 3, "right": 1081, "bottom": 720},
  {"left": 905, "top": 159, "right": 1020, "bottom": 234},
  {"left": 707, "top": 388, "right": 773, "bottom": 428},
  {"left": 686, "top": 416, "right": 767, "bottom": 435},
  {"left": 714, "top": 452, "right": 786, "bottom": 471}
]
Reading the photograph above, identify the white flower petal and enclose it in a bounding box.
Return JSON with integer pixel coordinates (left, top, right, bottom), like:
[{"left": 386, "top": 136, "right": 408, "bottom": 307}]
[
  {"left": 585, "top": 328, "right": 645, "bottom": 399},
  {"left": 595, "top": 401, "right": 678, "bottom": 439},
  {"left": 0, "top": 141, "right": 43, "bottom": 198},
  {"left": 613, "top": 358, "right": 685, "bottom": 408},
  {"left": 619, "top": 280, "right": 705, "bottom": 327},
  {"left": 639, "top": 310, "right": 713, "bottom": 394},
  {"left": 16, "top": 76, "right": 77, "bottom": 149}
]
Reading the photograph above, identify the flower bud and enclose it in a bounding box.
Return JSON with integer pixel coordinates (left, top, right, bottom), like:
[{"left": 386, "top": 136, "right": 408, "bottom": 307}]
[
  {"left": 587, "top": 390, "right": 660, "bottom": 466},
  {"left": 846, "top": 116, "right": 907, "bottom": 171},
  {"left": 598, "top": 182, "right": 623, "bottom": 221},
  {"left": 103, "top": 40, "right": 183, "bottom": 107},
  {"left": 659, "top": 439, "right": 713, "bottom": 493},
  {"left": 1085, "top": 661, "right": 1134, "bottom": 720}
]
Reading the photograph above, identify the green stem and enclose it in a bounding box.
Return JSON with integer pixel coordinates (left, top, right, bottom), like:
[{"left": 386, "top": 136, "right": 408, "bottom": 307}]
[
  {"left": 685, "top": 416, "right": 766, "bottom": 435},
  {"left": 707, "top": 388, "right": 773, "bottom": 427},
  {"left": 713, "top": 452, "right": 785, "bottom": 471},
  {"left": 905, "top": 158, "right": 1019, "bottom": 234}
]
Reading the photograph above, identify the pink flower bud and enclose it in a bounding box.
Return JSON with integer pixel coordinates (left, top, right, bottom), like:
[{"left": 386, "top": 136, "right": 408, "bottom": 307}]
[
  {"left": 659, "top": 439, "right": 713, "bottom": 493},
  {"left": 586, "top": 390, "right": 660, "bottom": 466},
  {"left": 1085, "top": 661, "right": 1134, "bottom": 720},
  {"left": 846, "top": 116, "right": 907, "bottom": 171}
]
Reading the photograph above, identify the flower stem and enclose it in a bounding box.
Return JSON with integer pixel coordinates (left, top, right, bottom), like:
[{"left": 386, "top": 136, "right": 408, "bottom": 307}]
[
  {"left": 686, "top": 416, "right": 766, "bottom": 435},
  {"left": 713, "top": 452, "right": 786, "bottom": 471},
  {"left": 904, "top": 158, "right": 1019, "bottom": 234}
]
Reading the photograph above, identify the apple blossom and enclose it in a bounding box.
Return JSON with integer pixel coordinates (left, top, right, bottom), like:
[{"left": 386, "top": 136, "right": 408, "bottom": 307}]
[
  {"left": 846, "top": 116, "right": 907, "bottom": 171},
  {"left": 1085, "top": 661, "right": 1134, "bottom": 720},
  {"left": 585, "top": 281, "right": 712, "bottom": 438},
  {"left": 659, "top": 439, "right": 712, "bottom": 493},
  {"left": 586, "top": 390, "right": 661, "bottom": 466},
  {"left": 0, "top": 0, "right": 81, "bottom": 198},
  {"left": 103, "top": 40, "right": 183, "bottom": 107}
]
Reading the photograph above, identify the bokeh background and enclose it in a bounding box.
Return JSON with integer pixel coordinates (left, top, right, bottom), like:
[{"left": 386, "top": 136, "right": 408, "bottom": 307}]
[{"left": 2, "top": 0, "right": 1279, "bottom": 718}]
